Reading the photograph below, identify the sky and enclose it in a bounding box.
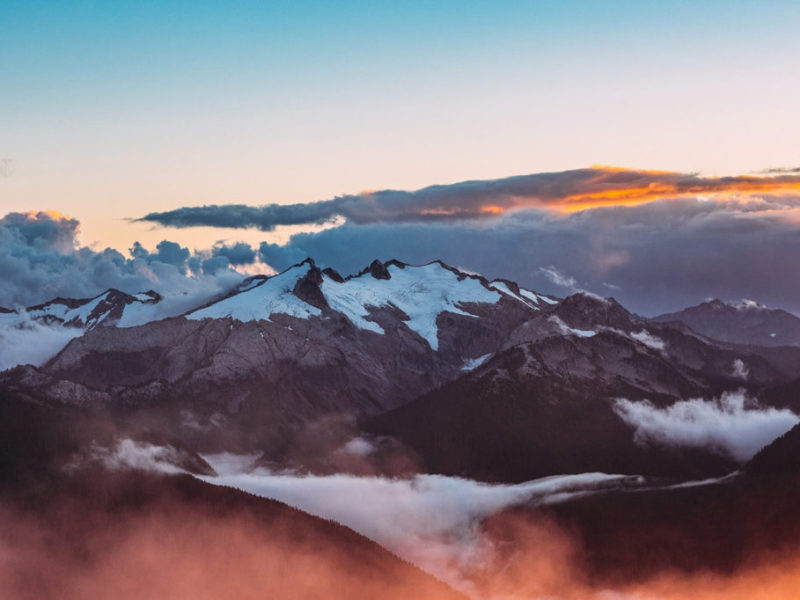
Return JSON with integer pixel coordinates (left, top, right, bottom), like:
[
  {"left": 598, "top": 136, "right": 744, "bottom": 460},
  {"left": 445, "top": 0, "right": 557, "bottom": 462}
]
[{"left": 2, "top": 1, "right": 800, "bottom": 313}]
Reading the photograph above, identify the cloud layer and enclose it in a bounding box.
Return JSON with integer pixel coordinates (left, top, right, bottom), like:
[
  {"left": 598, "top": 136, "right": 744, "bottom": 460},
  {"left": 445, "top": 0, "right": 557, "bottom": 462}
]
[
  {"left": 0, "top": 211, "right": 248, "bottom": 308},
  {"left": 614, "top": 392, "right": 800, "bottom": 462},
  {"left": 138, "top": 166, "right": 800, "bottom": 231},
  {"left": 254, "top": 195, "right": 800, "bottom": 315},
  {"left": 10, "top": 164, "right": 800, "bottom": 317},
  {"left": 199, "top": 456, "right": 639, "bottom": 592},
  {"left": 0, "top": 317, "right": 83, "bottom": 371}
]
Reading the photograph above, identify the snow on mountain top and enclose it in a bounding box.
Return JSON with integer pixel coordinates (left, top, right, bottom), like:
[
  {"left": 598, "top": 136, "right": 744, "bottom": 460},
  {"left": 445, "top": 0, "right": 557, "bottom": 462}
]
[
  {"left": 186, "top": 262, "right": 322, "bottom": 323},
  {"left": 28, "top": 291, "right": 116, "bottom": 328},
  {"left": 183, "top": 259, "right": 552, "bottom": 350},
  {"left": 20, "top": 289, "right": 164, "bottom": 330},
  {"left": 322, "top": 261, "right": 503, "bottom": 350},
  {"left": 489, "top": 280, "right": 538, "bottom": 308},
  {"left": 489, "top": 280, "right": 558, "bottom": 308}
]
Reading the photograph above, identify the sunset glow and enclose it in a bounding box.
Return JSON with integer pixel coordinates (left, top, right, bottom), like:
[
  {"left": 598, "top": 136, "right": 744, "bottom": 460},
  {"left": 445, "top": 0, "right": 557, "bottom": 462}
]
[{"left": 4, "top": 2, "right": 800, "bottom": 599}]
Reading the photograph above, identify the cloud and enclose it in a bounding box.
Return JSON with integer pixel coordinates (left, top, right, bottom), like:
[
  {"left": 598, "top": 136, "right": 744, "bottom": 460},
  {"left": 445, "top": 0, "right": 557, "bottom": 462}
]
[
  {"left": 212, "top": 241, "right": 257, "bottom": 265},
  {"left": 614, "top": 392, "right": 799, "bottom": 462},
  {"left": 199, "top": 458, "right": 639, "bottom": 592},
  {"left": 0, "top": 211, "right": 253, "bottom": 308},
  {"left": 629, "top": 330, "right": 666, "bottom": 352},
  {"left": 248, "top": 195, "right": 800, "bottom": 315},
  {"left": 86, "top": 439, "right": 189, "bottom": 474},
  {"left": 759, "top": 166, "right": 800, "bottom": 175},
  {"left": 138, "top": 166, "right": 800, "bottom": 231},
  {"left": 0, "top": 315, "right": 83, "bottom": 371},
  {"left": 732, "top": 359, "right": 750, "bottom": 381},
  {"left": 539, "top": 265, "right": 578, "bottom": 289}
]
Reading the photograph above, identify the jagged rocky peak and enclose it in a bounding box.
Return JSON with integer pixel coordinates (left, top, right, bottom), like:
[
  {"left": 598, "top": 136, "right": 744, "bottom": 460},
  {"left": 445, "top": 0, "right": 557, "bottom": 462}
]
[
  {"left": 368, "top": 259, "right": 391, "bottom": 280},
  {"left": 12, "top": 287, "right": 165, "bottom": 330},
  {"left": 292, "top": 259, "right": 329, "bottom": 310},
  {"left": 322, "top": 267, "right": 345, "bottom": 283}
]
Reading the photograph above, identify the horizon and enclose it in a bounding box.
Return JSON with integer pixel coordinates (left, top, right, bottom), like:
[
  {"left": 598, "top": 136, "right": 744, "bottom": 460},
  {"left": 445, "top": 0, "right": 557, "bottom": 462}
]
[{"left": 4, "top": 3, "right": 800, "bottom": 314}]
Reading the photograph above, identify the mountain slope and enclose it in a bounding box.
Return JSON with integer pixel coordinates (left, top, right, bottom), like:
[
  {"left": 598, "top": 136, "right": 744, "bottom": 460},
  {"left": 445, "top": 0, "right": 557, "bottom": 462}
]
[
  {"left": 3, "top": 259, "right": 544, "bottom": 457},
  {"left": 1, "top": 469, "right": 466, "bottom": 600},
  {"left": 366, "top": 293, "right": 795, "bottom": 482},
  {"left": 5, "top": 259, "right": 799, "bottom": 479}
]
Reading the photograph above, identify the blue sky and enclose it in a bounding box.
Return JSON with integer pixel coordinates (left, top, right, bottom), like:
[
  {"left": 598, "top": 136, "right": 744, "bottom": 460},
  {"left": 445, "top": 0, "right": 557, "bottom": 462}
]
[{"left": 2, "top": 1, "right": 800, "bottom": 251}]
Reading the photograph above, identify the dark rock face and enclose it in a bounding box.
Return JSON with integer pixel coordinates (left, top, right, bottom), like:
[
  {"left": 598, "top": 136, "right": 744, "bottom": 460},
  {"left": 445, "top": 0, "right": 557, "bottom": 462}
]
[
  {"left": 292, "top": 261, "right": 329, "bottom": 310},
  {"left": 322, "top": 267, "right": 345, "bottom": 283},
  {"left": 367, "top": 259, "right": 391, "bottom": 280},
  {"left": 654, "top": 299, "right": 800, "bottom": 347},
  {"left": 0, "top": 470, "right": 467, "bottom": 600},
  {"left": 365, "top": 331, "right": 744, "bottom": 482}
]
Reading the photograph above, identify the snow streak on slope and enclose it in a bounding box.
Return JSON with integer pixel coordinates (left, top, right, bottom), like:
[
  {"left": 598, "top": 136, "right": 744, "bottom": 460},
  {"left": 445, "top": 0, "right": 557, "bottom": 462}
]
[
  {"left": 187, "top": 263, "right": 322, "bottom": 322},
  {"left": 521, "top": 288, "right": 558, "bottom": 305},
  {"left": 549, "top": 315, "right": 597, "bottom": 338},
  {"left": 487, "top": 281, "right": 538, "bottom": 308},
  {"left": 321, "top": 262, "right": 502, "bottom": 350}
]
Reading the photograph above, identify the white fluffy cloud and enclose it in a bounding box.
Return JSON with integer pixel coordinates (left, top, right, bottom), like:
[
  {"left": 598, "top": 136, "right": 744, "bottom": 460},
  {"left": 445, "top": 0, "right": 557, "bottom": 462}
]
[
  {"left": 614, "top": 392, "right": 799, "bottom": 462},
  {"left": 0, "top": 211, "right": 252, "bottom": 308},
  {"left": 0, "top": 317, "right": 82, "bottom": 371},
  {"left": 199, "top": 455, "right": 639, "bottom": 592}
]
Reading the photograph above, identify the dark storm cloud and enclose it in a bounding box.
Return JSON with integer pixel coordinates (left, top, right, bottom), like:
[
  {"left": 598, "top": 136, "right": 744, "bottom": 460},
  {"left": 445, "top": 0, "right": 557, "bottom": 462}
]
[
  {"left": 137, "top": 167, "right": 800, "bottom": 231},
  {"left": 0, "top": 211, "right": 249, "bottom": 308},
  {"left": 255, "top": 196, "right": 800, "bottom": 316}
]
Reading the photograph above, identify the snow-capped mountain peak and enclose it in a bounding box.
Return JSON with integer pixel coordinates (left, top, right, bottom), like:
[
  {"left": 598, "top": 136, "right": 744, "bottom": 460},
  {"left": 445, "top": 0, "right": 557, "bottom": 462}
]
[
  {"left": 4, "top": 288, "right": 163, "bottom": 331},
  {"left": 184, "top": 258, "right": 544, "bottom": 350}
]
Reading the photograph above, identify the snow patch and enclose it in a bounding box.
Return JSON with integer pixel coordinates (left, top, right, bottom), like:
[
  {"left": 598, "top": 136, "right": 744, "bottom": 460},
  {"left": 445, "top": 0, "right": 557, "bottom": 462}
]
[
  {"left": 489, "top": 281, "right": 538, "bottom": 309},
  {"left": 321, "top": 262, "right": 501, "bottom": 350},
  {"left": 461, "top": 354, "right": 491, "bottom": 372},
  {"left": 549, "top": 316, "right": 596, "bottom": 338},
  {"left": 187, "top": 264, "right": 321, "bottom": 323}
]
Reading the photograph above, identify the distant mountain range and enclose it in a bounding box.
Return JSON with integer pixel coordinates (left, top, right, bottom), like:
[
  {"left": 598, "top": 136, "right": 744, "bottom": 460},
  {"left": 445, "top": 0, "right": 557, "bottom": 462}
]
[
  {"left": 0, "top": 288, "right": 163, "bottom": 330},
  {"left": 4, "top": 258, "right": 800, "bottom": 482},
  {"left": 655, "top": 298, "right": 800, "bottom": 347}
]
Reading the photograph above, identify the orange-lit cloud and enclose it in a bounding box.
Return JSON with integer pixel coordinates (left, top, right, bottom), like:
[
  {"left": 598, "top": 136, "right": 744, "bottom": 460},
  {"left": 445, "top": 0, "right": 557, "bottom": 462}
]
[{"left": 138, "top": 166, "right": 800, "bottom": 230}]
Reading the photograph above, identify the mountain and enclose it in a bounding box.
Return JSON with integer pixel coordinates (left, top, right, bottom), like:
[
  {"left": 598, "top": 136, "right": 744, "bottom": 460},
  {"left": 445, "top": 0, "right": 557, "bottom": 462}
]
[
  {"left": 365, "top": 292, "right": 793, "bottom": 481},
  {"left": 0, "top": 288, "right": 163, "bottom": 331},
  {"left": 7, "top": 257, "right": 800, "bottom": 597},
  {"left": 2, "top": 259, "right": 546, "bottom": 458},
  {"left": 1, "top": 467, "right": 466, "bottom": 600},
  {"left": 654, "top": 298, "right": 800, "bottom": 347},
  {"left": 4, "top": 258, "right": 799, "bottom": 480},
  {"left": 497, "top": 424, "right": 800, "bottom": 588}
]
